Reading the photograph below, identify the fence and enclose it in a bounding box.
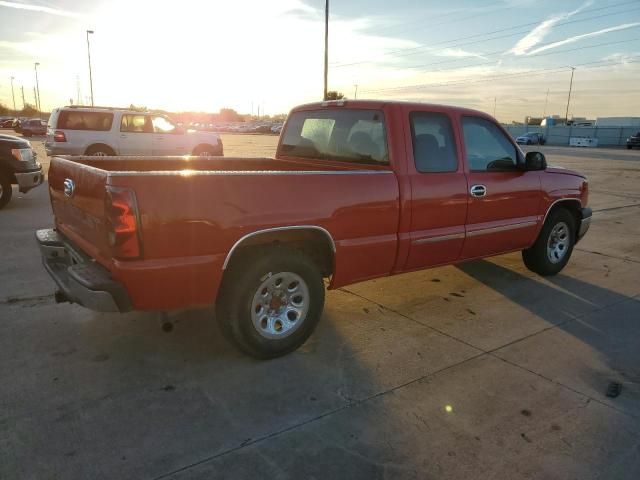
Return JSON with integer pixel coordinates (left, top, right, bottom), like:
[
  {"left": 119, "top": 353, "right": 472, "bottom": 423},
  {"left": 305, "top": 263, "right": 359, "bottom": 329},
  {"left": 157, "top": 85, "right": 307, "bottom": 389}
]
[{"left": 502, "top": 124, "right": 637, "bottom": 147}]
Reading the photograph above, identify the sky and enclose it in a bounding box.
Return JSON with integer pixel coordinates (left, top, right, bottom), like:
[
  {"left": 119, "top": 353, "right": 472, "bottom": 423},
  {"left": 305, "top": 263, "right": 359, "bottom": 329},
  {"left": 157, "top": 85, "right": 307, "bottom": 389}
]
[{"left": 0, "top": 0, "right": 638, "bottom": 122}]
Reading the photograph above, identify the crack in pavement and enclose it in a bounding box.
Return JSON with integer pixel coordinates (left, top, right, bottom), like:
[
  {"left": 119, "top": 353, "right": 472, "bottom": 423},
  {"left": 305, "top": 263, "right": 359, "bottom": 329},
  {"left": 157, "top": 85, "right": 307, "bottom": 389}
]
[
  {"left": 0, "top": 293, "right": 53, "bottom": 306},
  {"left": 593, "top": 203, "right": 640, "bottom": 213},
  {"left": 575, "top": 248, "right": 640, "bottom": 264}
]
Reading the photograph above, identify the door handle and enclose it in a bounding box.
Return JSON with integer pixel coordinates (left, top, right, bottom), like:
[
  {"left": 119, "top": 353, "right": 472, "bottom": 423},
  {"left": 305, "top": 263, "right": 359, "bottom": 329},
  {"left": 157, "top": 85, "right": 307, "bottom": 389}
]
[{"left": 470, "top": 184, "right": 487, "bottom": 197}]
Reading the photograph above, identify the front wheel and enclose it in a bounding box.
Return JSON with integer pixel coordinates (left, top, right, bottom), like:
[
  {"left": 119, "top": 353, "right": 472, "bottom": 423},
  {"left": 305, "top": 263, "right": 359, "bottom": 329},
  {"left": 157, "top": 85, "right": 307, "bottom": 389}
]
[
  {"left": 522, "top": 208, "right": 576, "bottom": 276},
  {"left": 0, "top": 171, "right": 12, "bottom": 209},
  {"left": 216, "top": 245, "right": 325, "bottom": 359}
]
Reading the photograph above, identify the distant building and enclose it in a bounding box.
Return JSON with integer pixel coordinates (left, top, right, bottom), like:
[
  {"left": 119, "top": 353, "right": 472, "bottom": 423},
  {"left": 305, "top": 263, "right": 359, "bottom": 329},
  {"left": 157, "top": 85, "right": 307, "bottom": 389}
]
[{"left": 596, "top": 117, "right": 640, "bottom": 127}]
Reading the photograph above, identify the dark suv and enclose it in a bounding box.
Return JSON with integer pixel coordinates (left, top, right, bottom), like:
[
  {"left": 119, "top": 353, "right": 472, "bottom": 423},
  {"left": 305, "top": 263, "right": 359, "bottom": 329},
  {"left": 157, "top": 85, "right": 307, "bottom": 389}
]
[
  {"left": 626, "top": 132, "right": 640, "bottom": 150},
  {"left": 0, "top": 134, "right": 43, "bottom": 208},
  {"left": 20, "top": 119, "right": 47, "bottom": 137}
]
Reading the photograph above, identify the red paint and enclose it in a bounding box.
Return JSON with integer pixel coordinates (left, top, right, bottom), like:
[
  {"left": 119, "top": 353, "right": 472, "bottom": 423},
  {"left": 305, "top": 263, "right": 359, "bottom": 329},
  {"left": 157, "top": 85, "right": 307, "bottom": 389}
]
[{"left": 47, "top": 100, "right": 589, "bottom": 311}]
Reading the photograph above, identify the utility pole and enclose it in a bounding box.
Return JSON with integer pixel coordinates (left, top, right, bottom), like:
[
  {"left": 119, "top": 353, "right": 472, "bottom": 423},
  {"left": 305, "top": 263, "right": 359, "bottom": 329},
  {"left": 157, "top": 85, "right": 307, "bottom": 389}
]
[
  {"left": 86, "top": 30, "right": 95, "bottom": 106},
  {"left": 21, "top": 85, "right": 25, "bottom": 109},
  {"left": 543, "top": 88, "right": 549, "bottom": 117},
  {"left": 564, "top": 67, "right": 575, "bottom": 125},
  {"left": 493, "top": 97, "right": 497, "bottom": 117},
  {"left": 10, "top": 76, "right": 16, "bottom": 112},
  {"left": 33, "top": 86, "right": 38, "bottom": 108},
  {"left": 354, "top": 84, "right": 358, "bottom": 99},
  {"left": 34, "top": 62, "right": 41, "bottom": 115},
  {"left": 323, "top": 0, "right": 329, "bottom": 100}
]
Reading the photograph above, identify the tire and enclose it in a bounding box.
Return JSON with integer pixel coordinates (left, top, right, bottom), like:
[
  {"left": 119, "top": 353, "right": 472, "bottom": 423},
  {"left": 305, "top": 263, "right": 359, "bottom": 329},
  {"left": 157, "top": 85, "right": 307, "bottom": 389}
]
[
  {"left": 522, "top": 208, "right": 576, "bottom": 276},
  {"left": 192, "top": 144, "right": 220, "bottom": 157},
  {"left": 85, "top": 144, "right": 115, "bottom": 156},
  {"left": 0, "top": 170, "right": 12, "bottom": 209},
  {"left": 216, "top": 245, "right": 325, "bottom": 359}
]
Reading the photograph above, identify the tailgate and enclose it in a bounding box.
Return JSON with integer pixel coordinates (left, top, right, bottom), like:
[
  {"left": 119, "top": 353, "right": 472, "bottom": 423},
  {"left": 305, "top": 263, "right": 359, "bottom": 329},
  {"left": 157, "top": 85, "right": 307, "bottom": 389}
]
[{"left": 48, "top": 157, "right": 112, "bottom": 264}]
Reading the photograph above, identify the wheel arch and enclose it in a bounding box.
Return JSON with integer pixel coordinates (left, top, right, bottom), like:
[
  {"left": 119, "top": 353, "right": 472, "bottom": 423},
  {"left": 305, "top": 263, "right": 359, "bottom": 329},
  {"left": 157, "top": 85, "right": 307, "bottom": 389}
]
[
  {"left": 542, "top": 198, "right": 583, "bottom": 240},
  {"left": 192, "top": 142, "right": 222, "bottom": 156},
  {"left": 84, "top": 143, "right": 116, "bottom": 155},
  {"left": 223, "top": 226, "right": 336, "bottom": 278}
]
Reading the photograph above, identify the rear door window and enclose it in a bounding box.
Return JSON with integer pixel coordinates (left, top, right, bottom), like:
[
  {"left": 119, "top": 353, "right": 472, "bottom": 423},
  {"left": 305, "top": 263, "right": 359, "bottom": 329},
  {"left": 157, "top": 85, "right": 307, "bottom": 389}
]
[
  {"left": 121, "top": 114, "right": 151, "bottom": 133},
  {"left": 410, "top": 112, "right": 458, "bottom": 172},
  {"left": 57, "top": 111, "right": 114, "bottom": 131},
  {"left": 281, "top": 109, "right": 389, "bottom": 165}
]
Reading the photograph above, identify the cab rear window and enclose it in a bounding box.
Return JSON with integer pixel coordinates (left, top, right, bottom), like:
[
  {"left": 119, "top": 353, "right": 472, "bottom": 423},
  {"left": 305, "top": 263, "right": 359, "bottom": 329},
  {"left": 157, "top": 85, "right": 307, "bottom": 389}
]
[
  {"left": 280, "top": 109, "right": 389, "bottom": 165},
  {"left": 57, "top": 111, "right": 114, "bottom": 131}
]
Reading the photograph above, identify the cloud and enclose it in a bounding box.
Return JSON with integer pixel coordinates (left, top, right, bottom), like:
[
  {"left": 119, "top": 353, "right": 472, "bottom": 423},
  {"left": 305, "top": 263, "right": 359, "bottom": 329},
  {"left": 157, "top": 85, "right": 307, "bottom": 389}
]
[
  {"left": 437, "top": 48, "right": 487, "bottom": 60},
  {"left": 527, "top": 23, "right": 640, "bottom": 54},
  {"left": 0, "top": 0, "right": 83, "bottom": 18},
  {"left": 508, "top": 1, "right": 592, "bottom": 55}
]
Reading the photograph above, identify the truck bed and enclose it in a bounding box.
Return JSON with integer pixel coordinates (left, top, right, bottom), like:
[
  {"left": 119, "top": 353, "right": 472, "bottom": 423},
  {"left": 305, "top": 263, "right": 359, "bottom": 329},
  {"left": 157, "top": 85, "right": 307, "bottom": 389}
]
[{"left": 47, "top": 155, "right": 400, "bottom": 310}]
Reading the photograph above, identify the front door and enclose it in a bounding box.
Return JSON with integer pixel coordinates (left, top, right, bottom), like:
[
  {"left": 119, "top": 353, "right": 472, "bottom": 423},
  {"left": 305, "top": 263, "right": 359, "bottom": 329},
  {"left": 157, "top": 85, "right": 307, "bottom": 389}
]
[
  {"left": 118, "top": 114, "right": 152, "bottom": 155},
  {"left": 460, "top": 116, "right": 542, "bottom": 259},
  {"left": 403, "top": 109, "right": 468, "bottom": 271},
  {"left": 151, "top": 115, "right": 186, "bottom": 155}
]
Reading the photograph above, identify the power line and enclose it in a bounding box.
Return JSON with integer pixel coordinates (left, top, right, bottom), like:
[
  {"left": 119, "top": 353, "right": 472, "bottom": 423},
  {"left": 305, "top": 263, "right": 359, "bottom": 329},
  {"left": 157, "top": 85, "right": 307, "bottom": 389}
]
[
  {"left": 331, "top": 1, "right": 640, "bottom": 68},
  {"left": 360, "top": 57, "right": 640, "bottom": 95},
  {"left": 402, "top": 36, "right": 640, "bottom": 74}
]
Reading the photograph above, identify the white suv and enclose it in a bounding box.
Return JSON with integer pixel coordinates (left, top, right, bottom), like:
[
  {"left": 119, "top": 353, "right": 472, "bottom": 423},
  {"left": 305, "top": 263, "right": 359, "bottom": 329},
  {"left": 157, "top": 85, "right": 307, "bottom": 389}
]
[{"left": 45, "top": 106, "right": 223, "bottom": 157}]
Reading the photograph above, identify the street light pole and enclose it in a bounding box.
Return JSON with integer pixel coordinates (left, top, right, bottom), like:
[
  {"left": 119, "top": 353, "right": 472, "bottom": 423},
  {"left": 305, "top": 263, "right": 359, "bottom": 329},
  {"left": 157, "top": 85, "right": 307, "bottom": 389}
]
[
  {"left": 34, "top": 62, "right": 41, "bottom": 114},
  {"left": 21, "top": 85, "right": 25, "bottom": 109},
  {"left": 564, "top": 67, "right": 575, "bottom": 124},
  {"left": 354, "top": 84, "right": 358, "bottom": 99},
  {"left": 10, "top": 76, "right": 16, "bottom": 112},
  {"left": 323, "top": 0, "right": 329, "bottom": 100},
  {"left": 86, "top": 30, "right": 95, "bottom": 106}
]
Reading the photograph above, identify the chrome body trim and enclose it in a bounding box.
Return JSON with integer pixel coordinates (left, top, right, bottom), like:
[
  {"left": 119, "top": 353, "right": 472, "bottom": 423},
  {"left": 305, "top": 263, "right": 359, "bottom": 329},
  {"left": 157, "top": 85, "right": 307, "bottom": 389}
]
[
  {"left": 413, "top": 232, "right": 465, "bottom": 245},
  {"left": 222, "top": 225, "right": 337, "bottom": 270},
  {"left": 467, "top": 221, "right": 537, "bottom": 237}
]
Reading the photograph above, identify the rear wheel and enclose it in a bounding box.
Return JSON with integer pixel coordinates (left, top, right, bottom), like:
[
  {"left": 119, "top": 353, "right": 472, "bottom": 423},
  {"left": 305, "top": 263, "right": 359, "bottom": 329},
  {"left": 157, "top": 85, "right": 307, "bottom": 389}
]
[
  {"left": 216, "top": 245, "right": 325, "bottom": 359},
  {"left": 0, "top": 171, "right": 12, "bottom": 209},
  {"left": 85, "top": 144, "right": 115, "bottom": 156},
  {"left": 522, "top": 208, "right": 576, "bottom": 276}
]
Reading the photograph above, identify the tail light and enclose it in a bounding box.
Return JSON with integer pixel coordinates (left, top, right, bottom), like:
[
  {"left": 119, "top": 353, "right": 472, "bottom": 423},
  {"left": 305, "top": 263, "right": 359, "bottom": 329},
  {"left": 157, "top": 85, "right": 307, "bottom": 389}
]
[
  {"left": 105, "top": 186, "right": 142, "bottom": 259},
  {"left": 53, "top": 130, "right": 67, "bottom": 142}
]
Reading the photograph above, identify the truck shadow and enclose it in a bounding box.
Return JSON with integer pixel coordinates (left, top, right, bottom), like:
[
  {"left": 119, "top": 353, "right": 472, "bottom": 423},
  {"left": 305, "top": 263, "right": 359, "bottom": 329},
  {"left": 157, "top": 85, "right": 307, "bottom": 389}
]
[{"left": 457, "top": 259, "right": 640, "bottom": 412}]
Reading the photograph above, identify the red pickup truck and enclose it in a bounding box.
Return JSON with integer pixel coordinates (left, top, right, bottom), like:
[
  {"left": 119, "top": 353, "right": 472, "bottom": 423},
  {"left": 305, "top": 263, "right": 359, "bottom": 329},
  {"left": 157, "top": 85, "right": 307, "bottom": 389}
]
[{"left": 38, "top": 100, "right": 591, "bottom": 358}]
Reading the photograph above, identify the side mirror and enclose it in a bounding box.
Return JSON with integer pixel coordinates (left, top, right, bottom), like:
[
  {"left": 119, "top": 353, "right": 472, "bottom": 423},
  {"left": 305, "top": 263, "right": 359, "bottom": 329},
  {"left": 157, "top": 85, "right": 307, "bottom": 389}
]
[{"left": 525, "top": 151, "right": 546, "bottom": 171}]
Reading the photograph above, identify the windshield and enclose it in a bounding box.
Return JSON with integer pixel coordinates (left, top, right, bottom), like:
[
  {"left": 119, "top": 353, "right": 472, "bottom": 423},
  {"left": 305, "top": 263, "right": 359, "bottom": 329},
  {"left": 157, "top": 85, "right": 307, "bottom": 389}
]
[{"left": 280, "top": 109, "right": 389, "bottom": 165}]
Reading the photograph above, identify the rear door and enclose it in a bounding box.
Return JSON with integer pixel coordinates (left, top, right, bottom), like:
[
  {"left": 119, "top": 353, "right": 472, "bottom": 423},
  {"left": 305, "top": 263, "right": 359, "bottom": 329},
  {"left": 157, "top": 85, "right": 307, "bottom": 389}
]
[
  {"left": 118, "top": 114, "right": 152, "bottom": 154},
  {"left": 403, "top": 108, "right": 468, "bottom": 270},
  {"left": 460, "top": 115, "right": 542, "bottom": 259}
]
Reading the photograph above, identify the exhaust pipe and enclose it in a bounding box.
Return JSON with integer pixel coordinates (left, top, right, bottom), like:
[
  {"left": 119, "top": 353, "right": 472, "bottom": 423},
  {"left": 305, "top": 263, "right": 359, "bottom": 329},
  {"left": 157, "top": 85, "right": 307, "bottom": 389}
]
[{"left": 54, "top": 290, "right": 71, "bottom": 304}]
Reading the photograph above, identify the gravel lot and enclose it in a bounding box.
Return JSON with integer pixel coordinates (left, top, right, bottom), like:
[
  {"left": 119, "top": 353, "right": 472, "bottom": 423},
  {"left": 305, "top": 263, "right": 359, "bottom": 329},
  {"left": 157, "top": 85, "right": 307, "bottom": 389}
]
[{"left": 1, "top": 131, "right": 639, "bottom": 479}]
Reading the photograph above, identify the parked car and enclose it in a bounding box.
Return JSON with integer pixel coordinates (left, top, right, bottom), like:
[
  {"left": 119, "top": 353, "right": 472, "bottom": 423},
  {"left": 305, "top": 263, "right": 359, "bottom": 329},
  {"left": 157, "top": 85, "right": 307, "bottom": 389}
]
[
  {"left": 37, "top": 100, "right": 591, "bottom": 358},
  {"left": 0, "top": 118, "right": 16, "bottom": 128},
  {"left": 45, "top": 106, "right": 223, "bottom": 157},
  {"left": 516, "top": 132, "right": 545, "bottom": 145},
  {"left": 0, "top": 134, "right": 43, "bottom": 208},
  {"left": 20, "top": 119, "right": 47, "bottom": 137},
  {"left": 626, "top": 132, "right": 640, "bottom": 149}
]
